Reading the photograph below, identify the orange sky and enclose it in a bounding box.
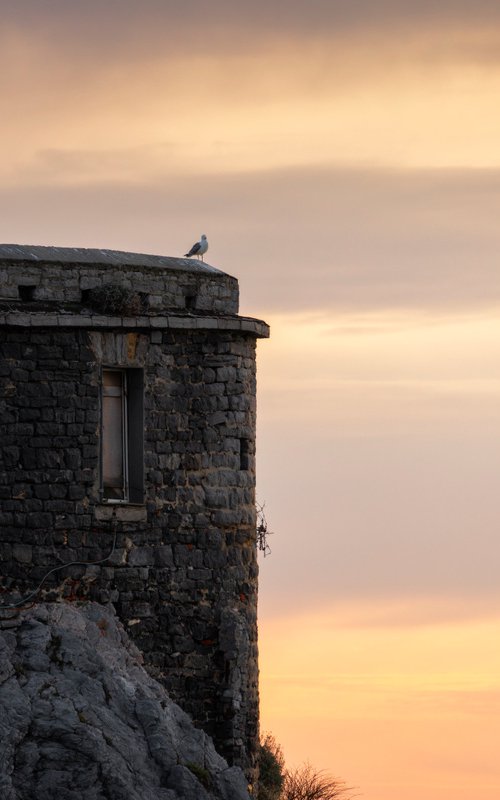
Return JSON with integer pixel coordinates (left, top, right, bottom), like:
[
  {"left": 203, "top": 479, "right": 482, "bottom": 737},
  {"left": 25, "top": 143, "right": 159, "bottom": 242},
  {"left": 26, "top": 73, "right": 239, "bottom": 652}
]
[
  {"left": 256, "top": 311, "right": 500, "bottom": 797},
  {"left": 2, "top": 3, "right": 500, "bottom": 798},
  {"left": 260, "top": 608, "right": 500, "bottom": 800}
]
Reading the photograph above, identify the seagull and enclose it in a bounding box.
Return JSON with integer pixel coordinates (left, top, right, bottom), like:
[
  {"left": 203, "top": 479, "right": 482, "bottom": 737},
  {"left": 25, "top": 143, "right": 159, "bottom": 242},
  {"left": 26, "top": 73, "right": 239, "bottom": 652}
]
[{"left": 185, "top": 234, "right": 208, "bottom": 262}]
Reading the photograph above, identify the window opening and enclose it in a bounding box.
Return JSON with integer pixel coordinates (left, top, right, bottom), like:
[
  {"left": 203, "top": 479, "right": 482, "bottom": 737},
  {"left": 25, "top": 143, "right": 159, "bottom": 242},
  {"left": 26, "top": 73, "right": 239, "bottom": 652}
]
[
  {"left": 101, "top": 368, "right": 144, "bottom": 503},
  {"left": 102, "top": 370, "right": 127, "bottom": 500},
  {"left": 185, "top": 292, "right": 197, "bottom": 310},
  {"left": 239, "top": 438, "right": 250, "bottom": 471},
  {"left": 18, "top": 285, "right": 36, "bottom": 301}
]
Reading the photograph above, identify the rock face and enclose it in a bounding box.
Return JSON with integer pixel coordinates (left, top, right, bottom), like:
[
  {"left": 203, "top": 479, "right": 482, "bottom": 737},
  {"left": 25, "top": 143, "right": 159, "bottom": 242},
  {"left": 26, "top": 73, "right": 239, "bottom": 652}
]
[{"left": 0, "top": 602, "right": 251, "bottom": 800}]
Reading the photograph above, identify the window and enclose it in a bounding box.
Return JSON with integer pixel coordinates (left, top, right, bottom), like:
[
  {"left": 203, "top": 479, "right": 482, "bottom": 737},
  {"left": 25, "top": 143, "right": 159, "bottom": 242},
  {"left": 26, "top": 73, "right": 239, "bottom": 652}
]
[
  {"left": 18, "top": 285, "right": 36, "bottom": 301},
  {"left": 239, "top": 438, "right": 250, "bottom": 470},
  {"left": 101, "top": 368, "right": 144, "bottom": 502}
]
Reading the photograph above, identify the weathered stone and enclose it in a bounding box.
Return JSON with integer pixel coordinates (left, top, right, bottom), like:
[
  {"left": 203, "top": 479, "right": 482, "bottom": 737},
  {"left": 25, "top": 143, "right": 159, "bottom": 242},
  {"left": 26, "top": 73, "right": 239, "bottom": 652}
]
[
  {"left": 0, "top": 603, "right": 251, "bottom": 800},
  {"left": 0, "top": 245, "right": 269, "bottom": 783},
  {"left": 12, "top": 543, "right": 32, "bottom": 564}
]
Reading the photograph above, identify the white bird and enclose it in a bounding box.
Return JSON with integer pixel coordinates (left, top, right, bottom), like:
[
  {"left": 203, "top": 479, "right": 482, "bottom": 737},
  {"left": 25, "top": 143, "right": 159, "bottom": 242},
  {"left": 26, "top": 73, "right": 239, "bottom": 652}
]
[{"left": 184, "top": 234, "right": 208, "bottom": 262}]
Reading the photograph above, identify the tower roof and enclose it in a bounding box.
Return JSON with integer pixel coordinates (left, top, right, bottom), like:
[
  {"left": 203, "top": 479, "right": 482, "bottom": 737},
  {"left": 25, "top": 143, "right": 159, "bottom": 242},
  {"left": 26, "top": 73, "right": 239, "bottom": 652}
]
[{"left": 0, "top": 244, "right": 226, "bottom": 276}]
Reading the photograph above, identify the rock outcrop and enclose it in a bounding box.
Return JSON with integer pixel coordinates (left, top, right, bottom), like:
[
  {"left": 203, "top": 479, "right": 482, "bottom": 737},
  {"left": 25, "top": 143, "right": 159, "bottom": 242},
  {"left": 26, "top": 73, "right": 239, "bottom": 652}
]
[{"left": 0, "top": 602, "right": 251, "bottom": 800}]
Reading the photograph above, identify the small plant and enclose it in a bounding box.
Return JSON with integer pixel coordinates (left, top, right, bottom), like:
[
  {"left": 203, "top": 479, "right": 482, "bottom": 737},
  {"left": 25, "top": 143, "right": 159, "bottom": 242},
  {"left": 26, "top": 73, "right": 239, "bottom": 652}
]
[
  {"left": 83, "top": 285, "right": 144, "bottom": 316},
  {"left": 258, "top": 734, "right": 285, "bottom": 800},
  {"left": 258, "top": 735, "right": 355, "bottom": 800},
  {"left": 256, "top": 502, "right": 273, "bottom": 557},
  {"left": 185, "top": 762, "right": 212, "bottom": 790},
  {"left": 283, "top": 763, "right": 354, "bottom": 800}
]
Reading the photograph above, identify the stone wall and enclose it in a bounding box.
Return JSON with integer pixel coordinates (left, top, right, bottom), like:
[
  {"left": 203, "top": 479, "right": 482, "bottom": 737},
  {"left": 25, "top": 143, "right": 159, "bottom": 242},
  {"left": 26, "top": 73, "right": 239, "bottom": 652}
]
[
  {"left": 0, "top": 248, "right": 269, "bottom": 783},
  {"left": 0, "top": 245, "right": 239, "bottom": 314},
  {"left": 0, "top": 322, "right": 260, "bottom": 777}
]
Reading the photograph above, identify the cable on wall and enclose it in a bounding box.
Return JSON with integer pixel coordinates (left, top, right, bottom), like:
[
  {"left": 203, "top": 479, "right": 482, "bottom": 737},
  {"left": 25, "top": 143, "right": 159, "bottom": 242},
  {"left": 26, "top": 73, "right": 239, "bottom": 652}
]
[{"left": 0, "top": 525, "right": 118, "bottom": 613}]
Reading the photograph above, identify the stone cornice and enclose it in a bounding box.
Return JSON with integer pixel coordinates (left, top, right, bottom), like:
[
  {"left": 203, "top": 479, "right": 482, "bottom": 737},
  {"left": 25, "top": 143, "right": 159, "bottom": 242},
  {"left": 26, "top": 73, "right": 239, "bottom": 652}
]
[{"left": 0, "top": 311, "right": 270, "bottom": 338}]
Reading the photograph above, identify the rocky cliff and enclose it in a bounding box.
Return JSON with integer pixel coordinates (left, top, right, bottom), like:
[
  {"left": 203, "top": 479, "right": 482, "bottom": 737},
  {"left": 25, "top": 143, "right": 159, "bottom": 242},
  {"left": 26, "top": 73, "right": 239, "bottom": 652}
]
[{"left": 0, "top": 602, "right": 251, "bottom": 800}]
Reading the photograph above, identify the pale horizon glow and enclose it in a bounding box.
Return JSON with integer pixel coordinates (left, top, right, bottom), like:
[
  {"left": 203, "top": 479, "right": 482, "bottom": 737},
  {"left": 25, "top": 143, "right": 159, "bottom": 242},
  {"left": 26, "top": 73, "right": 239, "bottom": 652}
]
[{"left": 260, "top": 606, "right": 500, "bottom": 800}]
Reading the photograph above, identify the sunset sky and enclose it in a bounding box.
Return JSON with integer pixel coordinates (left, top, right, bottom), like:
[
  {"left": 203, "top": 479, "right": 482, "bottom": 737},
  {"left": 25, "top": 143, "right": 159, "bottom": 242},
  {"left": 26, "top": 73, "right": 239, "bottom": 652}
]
[{"left": 2, "top": 2, "right": 500, "bottom": 798}]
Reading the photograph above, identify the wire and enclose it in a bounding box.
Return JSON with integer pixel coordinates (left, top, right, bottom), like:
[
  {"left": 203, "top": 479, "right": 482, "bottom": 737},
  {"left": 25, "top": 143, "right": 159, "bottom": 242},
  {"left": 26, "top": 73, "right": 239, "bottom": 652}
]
[{"left": 0, "top": 528, "right": 118, "bottom": 612}]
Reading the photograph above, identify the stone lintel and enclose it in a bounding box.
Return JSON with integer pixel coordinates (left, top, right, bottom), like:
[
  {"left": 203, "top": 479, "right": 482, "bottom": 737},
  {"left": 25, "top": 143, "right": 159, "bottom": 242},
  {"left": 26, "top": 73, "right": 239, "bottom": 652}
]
[{"left": 94, "top": 504, "right": 148, "bottom": 523}]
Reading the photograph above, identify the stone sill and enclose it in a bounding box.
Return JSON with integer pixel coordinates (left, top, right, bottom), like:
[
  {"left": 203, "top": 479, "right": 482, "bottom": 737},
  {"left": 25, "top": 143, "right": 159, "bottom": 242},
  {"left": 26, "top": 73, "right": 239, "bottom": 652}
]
[
  {"left": 0, "top": 311, "right": 270, "bottom": 339},
  {"left": 95, "top": 504, "right": 147, "bottom": 523}
]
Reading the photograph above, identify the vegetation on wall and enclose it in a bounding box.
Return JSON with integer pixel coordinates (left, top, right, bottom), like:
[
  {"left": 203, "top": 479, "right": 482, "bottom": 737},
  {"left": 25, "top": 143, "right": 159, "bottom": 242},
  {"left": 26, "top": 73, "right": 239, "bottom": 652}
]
[{"left": 83, "top": 284, "right": 145, "bottom": 315}]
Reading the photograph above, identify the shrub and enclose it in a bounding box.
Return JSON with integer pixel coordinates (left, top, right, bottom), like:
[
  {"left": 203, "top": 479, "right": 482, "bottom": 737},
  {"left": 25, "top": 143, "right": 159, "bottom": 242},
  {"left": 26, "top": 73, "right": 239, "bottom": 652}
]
[
  {"left": 83, "top": 285, "right": 144, "bottom": 316},
  {"left": 258, "top": 734, "right": 285, "bottom": 800},
  {"left": 282, "top": 762, "right": 353, "bottom": 800}
]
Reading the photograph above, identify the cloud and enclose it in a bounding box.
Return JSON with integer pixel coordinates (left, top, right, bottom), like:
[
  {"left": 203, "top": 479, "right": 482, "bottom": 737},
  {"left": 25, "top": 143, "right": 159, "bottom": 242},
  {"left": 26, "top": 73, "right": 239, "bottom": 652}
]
[
  {"left": 263, "top": 594, "right": 500, "bottom": 630},
  {"left": 5, "top": 1, "right": 500, "bottom": 50},
  {"left": 2, "top": 166, "right": 500, "bottom": 314},
  {"left": 16, "top": 144, "right": 180, "bottom": 185},
  {"left": 3, "top": 4, "right": 500, "bottom": 189},
  {"left": 2, "top": 0, "right": 500, "bottom": 97},
  {"left": 256, "top": 353, "right": 500, "bottom": 619}
]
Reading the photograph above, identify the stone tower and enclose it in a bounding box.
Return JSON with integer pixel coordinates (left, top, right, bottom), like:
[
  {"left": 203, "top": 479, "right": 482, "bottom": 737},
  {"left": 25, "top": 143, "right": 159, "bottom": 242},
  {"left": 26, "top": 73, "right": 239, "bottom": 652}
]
[{"left": 0, "top": 244, "right": 269, "bottom": 781}]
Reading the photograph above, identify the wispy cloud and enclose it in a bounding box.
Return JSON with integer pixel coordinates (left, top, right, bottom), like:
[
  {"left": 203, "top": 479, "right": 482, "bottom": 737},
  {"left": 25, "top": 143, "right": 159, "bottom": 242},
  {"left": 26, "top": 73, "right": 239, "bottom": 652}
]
[
  {"left": 5, "top": 1, "right": 500, "bottom": 52},
  {"left": 2, "top": 167, "right": 500, "bottom": 314}
]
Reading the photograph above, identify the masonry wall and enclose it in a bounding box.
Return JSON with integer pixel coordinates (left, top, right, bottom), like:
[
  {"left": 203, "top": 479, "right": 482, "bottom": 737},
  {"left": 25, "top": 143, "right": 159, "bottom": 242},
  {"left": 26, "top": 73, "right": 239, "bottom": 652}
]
[
  {"left": 0, "top": 250, "right": 239, "bottom": 314},
  {"left": 0, "top": 322, "right": 260, "bottom": 779}
]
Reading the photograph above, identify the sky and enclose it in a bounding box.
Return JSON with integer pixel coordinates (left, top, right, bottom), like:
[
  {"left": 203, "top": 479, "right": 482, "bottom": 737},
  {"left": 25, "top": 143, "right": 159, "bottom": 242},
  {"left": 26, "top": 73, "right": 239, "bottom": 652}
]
[{"left": 2, "top": 2, "right": 500, "bottom": 798}]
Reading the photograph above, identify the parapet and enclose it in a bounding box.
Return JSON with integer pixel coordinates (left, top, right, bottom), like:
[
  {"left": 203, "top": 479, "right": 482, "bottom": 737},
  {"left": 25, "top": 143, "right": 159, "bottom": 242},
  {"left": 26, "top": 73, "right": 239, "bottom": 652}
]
[{"left": 0, "top": 244, "right": 243, "bottom": 318}]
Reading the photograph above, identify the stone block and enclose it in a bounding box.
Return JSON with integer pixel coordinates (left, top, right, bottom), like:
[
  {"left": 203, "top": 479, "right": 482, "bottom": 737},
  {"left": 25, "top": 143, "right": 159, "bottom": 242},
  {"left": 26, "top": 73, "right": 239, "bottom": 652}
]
[
  {"left": 93, "top": 504, "right": 147, "bottom": 523},
  {"left": 12, "top": 543, "right": 33, "bottom": 563},
  {"left": 128, "top": 547, "right": 154, "bottom": 567},
  {"left": 154, "top": 545, "right": 174, "bottom": 567},
  {"left": 26, "top": 513, "right": 53, "bottom": 528}
]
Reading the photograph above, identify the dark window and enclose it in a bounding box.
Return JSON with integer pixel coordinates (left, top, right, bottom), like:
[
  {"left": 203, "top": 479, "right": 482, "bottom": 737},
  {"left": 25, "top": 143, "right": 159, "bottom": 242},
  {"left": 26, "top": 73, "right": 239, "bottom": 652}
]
[
  {"left": 101, "top": 368, "right": 144, "bottom": 502},
  {"left": 18, "top": 285, "right": 36, "bottom": 301},
  {"left": 239, "top": 438, "right": 250, "bottom": 471},
  {"left": 185, "top": 293, "right": 197, "bottom": 310}
]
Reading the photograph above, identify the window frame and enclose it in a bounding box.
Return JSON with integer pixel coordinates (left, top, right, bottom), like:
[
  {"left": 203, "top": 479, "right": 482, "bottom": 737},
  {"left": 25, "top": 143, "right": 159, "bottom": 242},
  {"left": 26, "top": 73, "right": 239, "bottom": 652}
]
[{"left": 100, "top": 367, "right": 144, "bottom": 504}]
